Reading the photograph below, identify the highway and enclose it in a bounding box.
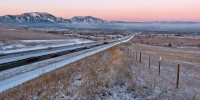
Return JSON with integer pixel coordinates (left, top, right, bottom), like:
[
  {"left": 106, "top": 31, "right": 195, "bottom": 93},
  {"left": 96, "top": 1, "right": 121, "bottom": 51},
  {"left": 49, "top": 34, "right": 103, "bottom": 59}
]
[
  {"left": 0, "top": 44, "right": 100, "bottom": 71},
  {"left": 0, "top": 41, "right": 104, "bottom": 64},
  {"left": 0, "top": 36, "right": 131, "bottom": 72}
]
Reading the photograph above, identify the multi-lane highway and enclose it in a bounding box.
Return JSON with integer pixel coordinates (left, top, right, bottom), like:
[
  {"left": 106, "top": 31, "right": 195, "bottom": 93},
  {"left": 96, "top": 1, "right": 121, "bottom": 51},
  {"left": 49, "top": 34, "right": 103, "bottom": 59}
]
[
  {"left": 0, "top": 36, "right": 131, "bottom": 72},
  {"left": 0, "top": 41, "right": 102, "bottom": 64},
  {"left": 0, "top": 44, "right": 100, "bottom": 71}
]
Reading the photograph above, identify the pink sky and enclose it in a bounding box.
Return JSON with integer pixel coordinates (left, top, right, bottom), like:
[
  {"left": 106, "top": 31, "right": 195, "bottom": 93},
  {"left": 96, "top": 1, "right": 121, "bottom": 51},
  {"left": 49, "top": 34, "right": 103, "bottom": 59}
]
[{"left": 0, "top": 0, "right": 200, "bottom": 22}]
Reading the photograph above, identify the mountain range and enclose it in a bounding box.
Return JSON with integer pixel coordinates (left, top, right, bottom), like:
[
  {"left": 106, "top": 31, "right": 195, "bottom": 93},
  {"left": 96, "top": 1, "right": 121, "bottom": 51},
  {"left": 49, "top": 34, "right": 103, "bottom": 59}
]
[
  {"left": 0, "top": 12, "right": 199, "bottom": 25},
  {"left": 0, "top": 12, "right": 108, "bottom": 24}
]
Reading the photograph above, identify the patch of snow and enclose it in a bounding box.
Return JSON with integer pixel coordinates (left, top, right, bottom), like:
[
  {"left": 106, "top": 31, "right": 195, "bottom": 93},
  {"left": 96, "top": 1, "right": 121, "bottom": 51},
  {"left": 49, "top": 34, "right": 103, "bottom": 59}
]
[
  {"left": 2, "top": 45, "right": 14, "bottom": 49},
  {"left": 177, "top": 46, "right": 198, "bottom": 49},
  {"left": 103, "top": 86, "right": 138, "bottom": 100},
  {"left": 47, "top": 18, "right": 55, "bottom": 22},
  {"left": 30, "top": 12, "right": 39, "bottom": 17}
]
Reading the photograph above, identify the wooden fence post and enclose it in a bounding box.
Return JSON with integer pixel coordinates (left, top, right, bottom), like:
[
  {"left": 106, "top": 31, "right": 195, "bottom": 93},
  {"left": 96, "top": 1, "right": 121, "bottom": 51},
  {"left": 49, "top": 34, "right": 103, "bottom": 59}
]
[
  {"left": 130, "top": 49, "right": 132, "bottom": 56},
  {"left": 159, "top": 57, "right": 161, "bottom": 75},
  {"left": 136, "top": 51, "right": 137, "bottom": 61},
  {"left": 140, "top": 52, "right": 142, "bottom": 63},
  {"left": 176, "top": 64, "right": 180, "bottom": 89},
  {"left": 149, "top": 55, "right": 150, "bottom": 69}
]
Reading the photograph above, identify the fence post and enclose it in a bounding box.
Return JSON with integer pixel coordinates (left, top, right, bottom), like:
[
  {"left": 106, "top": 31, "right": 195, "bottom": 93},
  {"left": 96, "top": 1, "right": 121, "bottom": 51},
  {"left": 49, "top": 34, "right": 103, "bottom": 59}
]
[
  {"left": 159, "top": 57, "right": 161, "bottom": 75},
  {"left": 149, "top": 55, "right": 150, "bottom": 69},
  {"left": 176, "top": 64, "right": 180, "bottom": 89},
  {"left": 130, "top": 49, "right": 132, "bottom": 56},
  {"left": 140, "top": 52, "right": 142, "bottom": 63},
  {"left": 136, "top": 51, "right": 137, "bottom": 61}
]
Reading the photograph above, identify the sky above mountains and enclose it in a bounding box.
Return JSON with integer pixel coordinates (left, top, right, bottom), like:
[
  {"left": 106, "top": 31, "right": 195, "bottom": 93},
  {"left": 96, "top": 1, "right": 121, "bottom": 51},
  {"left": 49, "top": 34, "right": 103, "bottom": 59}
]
[{"left": 0, "top": 0, "right": 200, "bottom": 22}]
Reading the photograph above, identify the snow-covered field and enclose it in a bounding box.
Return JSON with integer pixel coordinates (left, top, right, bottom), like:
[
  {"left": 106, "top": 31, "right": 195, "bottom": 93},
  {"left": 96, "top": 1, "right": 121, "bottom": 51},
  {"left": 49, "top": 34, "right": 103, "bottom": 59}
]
[
  {"left": 0, "top": 39, "right": 93, "bottom": 54},
  {"left": 123, "top": 43, "right": 200, "bottom": 99}
]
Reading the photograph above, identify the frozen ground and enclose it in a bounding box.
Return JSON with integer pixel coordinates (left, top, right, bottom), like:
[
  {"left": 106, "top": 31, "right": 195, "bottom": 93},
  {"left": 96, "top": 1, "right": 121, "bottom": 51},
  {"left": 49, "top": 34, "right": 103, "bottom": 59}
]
[
  {"left": 0, "top": 36, "right": 133, "bottom": 93},
  {"left": 0, "top": 39, "right": 93, "bottom": 54},
  {"left": 123, "top": 43, "right": 200, "bottom": 99}
]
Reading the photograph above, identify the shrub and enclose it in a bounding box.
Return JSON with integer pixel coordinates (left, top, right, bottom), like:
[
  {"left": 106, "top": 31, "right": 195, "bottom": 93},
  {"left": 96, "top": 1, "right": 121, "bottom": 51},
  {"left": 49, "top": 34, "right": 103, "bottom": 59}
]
[{"left": 168, "top": 43, "right": 172, "bottom": 47}]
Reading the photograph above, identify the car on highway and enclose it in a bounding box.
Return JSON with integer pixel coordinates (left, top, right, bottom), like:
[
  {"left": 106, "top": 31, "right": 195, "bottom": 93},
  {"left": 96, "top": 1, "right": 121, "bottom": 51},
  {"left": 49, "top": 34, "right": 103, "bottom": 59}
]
[
  {"left": 86, "top": 47, "right": 90, "bottom": 49},
  {"left": 46, "top": 47, "right": 53, "bottom": 50},
  {"left": 26, "top": 57, "right": 39, "bottom": 61},
  {"left": 104, "top": 42, "right": 108, "bottom": 44},
  {"left": 50, "top": 53, "right": 59, "bottom": 57},
  {"left": 83, "top": 46, "right": 90, "bottom": 49}
]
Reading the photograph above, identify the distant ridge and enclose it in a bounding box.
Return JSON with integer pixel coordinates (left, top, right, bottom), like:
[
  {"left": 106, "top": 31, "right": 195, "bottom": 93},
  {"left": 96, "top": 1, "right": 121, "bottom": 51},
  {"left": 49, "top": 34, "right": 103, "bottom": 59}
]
[{"left": 110, "top": 20, "right": 199, "bottom": 24}]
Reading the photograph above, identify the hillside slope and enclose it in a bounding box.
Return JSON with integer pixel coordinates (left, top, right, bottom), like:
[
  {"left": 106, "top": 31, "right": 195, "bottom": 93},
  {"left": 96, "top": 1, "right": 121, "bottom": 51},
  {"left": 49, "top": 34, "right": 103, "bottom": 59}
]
[{"left": 0, "top": 23, "right": 78, "bottom": 40}]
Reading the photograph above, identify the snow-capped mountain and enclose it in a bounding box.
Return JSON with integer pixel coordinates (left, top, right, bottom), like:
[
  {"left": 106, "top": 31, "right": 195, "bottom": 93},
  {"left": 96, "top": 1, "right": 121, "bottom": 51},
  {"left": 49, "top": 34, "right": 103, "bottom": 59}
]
[
  {"left": 0, "top": 12, "right": 108, "bottom": 24},
  {"left": 70, "top": 16, "right": 108, "bottom": 24}
]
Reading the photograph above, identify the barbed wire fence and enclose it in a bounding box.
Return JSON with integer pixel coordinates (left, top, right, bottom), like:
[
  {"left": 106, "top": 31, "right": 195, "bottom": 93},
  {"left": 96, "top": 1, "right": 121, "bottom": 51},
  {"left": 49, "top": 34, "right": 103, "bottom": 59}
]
[{"left": 120, "top": 47, "right": 200, "bottom": 99}]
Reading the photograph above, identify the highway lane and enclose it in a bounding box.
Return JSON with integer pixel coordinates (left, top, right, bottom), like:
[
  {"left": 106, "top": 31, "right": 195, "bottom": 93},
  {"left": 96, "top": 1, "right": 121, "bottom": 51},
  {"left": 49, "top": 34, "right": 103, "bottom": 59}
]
[
  {"left": 0, "top": 41, "right": 98, "bottom": 55},
  {"left": 0, "top": 42, "right": 103, "bottom": 64},
  {"left": 0, "top": 42, "right": 96, "bottom": 59}
]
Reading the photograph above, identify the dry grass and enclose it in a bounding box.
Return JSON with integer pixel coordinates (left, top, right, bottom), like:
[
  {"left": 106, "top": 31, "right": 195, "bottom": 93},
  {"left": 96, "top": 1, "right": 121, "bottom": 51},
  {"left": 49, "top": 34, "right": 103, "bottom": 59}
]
[
  {"left": 123, "top": 41, "right": 200, "bottom": 99},
  {"left": 131, "top": 34, "right": 200, "bottom": 47}
]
